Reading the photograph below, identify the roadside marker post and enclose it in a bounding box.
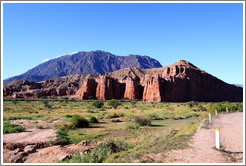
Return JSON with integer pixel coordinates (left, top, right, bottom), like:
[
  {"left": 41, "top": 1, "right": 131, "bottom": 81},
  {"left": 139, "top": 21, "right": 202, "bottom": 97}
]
[
  {"left": 215, "top": 128, "right": 220, "bottom": 149},
  {"left": 215, "top": 110, "right": 217, "bottom": 116},
  {"left": 209, "top": 113, "right": 212, "bottom": 123},
  {"left": 226, "top": 107, "right": 228, "bottom": 113}
]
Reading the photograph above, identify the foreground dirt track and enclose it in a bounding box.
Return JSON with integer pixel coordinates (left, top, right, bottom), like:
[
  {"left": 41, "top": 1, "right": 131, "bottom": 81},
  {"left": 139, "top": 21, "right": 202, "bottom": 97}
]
[{"left": 147, "top": 112, "right": 243, "bottom": 163}]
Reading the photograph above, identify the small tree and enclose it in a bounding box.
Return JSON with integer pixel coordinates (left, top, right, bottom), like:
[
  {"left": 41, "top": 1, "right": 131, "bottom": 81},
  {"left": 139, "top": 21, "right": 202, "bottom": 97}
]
[
  {"left": 91, "top": 100, "right": 104, "bottom": 108},
  {"left": 107, "top": 99, "right": 120, "bottom": 109}
]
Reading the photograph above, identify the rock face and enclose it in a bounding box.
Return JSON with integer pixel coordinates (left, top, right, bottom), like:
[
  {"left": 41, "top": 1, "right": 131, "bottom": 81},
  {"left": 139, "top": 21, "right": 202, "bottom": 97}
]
[
  {"left": 124, "top": 77, "right": 139, "bottom": 100},
  {"left": 142, "top": 74, "right": 162, "bottom": 102},
  {"left": 77, "top": 60, "right": 243, "bottom": 102},
  {"left": 3, "top": 60, "right": 243, "bottom": 102}
]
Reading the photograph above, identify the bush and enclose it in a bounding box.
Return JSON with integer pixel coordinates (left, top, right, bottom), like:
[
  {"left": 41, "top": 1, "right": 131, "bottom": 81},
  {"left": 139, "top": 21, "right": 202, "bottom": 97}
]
[
  {"left": 35, "top": 125, "right": 44, "bottom": 129},
  {"left": 71, "top": 115, "right": 89, "bottom": 128},
  {"left": 3, "top": 122, "right": 25, "bottom": 133},
  {"left": 60, "top": 122, "right": 75, "bottom": 130},
  {"left": 91, "top": 100, "right": 104, "bottom": 108},
  {"left": 56, "top": 129, "right": 70, "bottom": 145},
  {"left": 65, "top": 114, "right": 72, "bottom": 118},
  {"left": 107, "top": 99, "right": 121, "bottom": 109},
  {"left": 88, "top": 116, "right": 99, "bottom": 123},
  {"left": 68, "top": 140, "right": 131, "bottom": 163},
  {"left": 70, "top": 147, "right": 109, "bottom": 163},
  {"left": 134, "top": 116, "right": 151, "bottom": 126}
]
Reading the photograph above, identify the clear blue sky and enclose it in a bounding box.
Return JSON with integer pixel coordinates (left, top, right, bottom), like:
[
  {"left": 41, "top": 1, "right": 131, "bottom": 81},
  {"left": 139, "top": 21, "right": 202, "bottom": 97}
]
[{"left": 3, "top": 3, "right": 243, "bottom": 84}]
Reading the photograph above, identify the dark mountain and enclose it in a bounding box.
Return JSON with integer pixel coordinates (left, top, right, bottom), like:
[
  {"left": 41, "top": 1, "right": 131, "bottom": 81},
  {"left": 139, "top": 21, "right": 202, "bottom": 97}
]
[
  {"left": 234, "top": 84, "right": 243, "bottom": 88},
  {"left": 3, "top": 50, "right": 162, "bottom": 84}
]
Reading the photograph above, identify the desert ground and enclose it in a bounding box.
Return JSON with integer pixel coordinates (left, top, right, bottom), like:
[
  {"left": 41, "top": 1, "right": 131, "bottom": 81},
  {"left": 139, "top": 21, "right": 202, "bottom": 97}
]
[{"left": 2, "top": 98, "right": 243, "bottom": 163}]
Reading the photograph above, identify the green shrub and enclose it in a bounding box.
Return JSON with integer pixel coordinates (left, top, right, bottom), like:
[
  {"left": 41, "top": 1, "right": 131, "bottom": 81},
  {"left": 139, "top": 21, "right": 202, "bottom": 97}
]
[
  {"left": 71, "top": 115, "right": 89, "bottom": 128},
  {"left": 65, "top": 114, "right": 72, "bottom": 118},
  {"left": 70, "top": 147, "right": 109, "bottom": 163},
  {"left": 107, "top": 99, "right": 121, "bottom": 109},
  {"left": 56, "top": 129, "right": 70, "bottom": 145},
  {"left": 91, "top": 100, "right": 104, "bottom": 108},
  {"left": 88, "top": 116, "right": 99, "bottom": 123},
  {"left": 60, "top": 122, "right": 75, "bottom": 130},
  {"left": 3, "top": 122, "right": 25, "bottom": 133},
  {"left": 35, "top": 125, "right": 44, "bottom": 129},
  {"left": 134, "top": 116, "right": 151, "bottom": 126},
  {"left": 68, "top": 139, "right": 131, "bottom": 163}
]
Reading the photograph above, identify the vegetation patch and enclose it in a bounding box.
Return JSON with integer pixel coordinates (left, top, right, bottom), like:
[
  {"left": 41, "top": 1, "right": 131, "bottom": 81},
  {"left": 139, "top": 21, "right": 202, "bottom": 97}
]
[
  {"left": 68, "top": 130, "right": 109, "bottom": 144},
  {"left": 91, "top": 100, "right": 104, "bottom": 108},
  {"left": 35, "top": 125, "right": 44, "bottom": 129},
  {"left": 71, "top": 115, "right": 89, "bottom": 128},
  {"left": 56, "top": 128, "right": 70, "bottom": 145},
  {"left": 107, "top": 99, "right": 121, "bottom": 109},
  {"left": 88, "top": 116, "right": 99, "bottom": 123},
  {"left": 134, "top": 116, "right": 151, "bottom": 126},
  {"left": 3, "top": 122, "right": 25, "bottom": 133}
]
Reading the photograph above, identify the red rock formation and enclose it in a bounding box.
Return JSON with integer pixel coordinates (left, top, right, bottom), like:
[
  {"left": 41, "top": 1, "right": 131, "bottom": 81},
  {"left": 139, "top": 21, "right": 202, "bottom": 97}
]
[
  {"left": 3, "top": 60, "right": 243, "bottom": 102},
  {"left": 79, "top": 78, "right": 97, "bottom": 100},
  {"left": 142, "top": 74, "right": 162, "bottom": 102},
  {"left": 124, "top": 77, "right": 139, "bottom": 100},
  {"left": 95, "top": 75, "right": 115, "bottom": 100}
]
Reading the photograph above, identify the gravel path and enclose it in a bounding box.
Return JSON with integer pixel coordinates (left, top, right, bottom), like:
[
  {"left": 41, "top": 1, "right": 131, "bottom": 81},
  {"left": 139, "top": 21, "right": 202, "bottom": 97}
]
[{"left": 148, "top": 112, "right": 243, "bottom": 163}]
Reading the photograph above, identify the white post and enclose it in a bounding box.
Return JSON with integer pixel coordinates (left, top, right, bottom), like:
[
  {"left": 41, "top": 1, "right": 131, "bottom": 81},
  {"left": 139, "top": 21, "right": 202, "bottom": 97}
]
[
  {"left": 215, "top": 110, "right": 217, "bottom": 116},
  {"left": 215, "top": 128, "right": 220, "bottom": 149},
  {"left": 209, "top": 113, "right": 212, "bottom": 123},
  {"left": 226, "top": 107, "right": 228, "bottom": 113}
]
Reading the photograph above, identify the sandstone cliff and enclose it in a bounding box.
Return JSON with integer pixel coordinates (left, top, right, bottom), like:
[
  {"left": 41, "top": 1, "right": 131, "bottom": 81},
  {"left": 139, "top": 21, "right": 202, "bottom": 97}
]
[{"left": 4, "top": 60, "right": 243, "bottom": 102}]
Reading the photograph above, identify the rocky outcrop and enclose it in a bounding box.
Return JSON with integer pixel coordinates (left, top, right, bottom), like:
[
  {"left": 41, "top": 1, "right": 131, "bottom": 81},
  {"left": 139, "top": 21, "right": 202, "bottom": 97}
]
[
  {"left": 79, "top": 78, "right": 97, "bottom": 100},
  {"left": 3, "top": 60, "right": 243, "bottom": 102},
  {"left": 95, "top": 75, "right": 122, "bottom": 100},
  {"left": 124, "top": 77, "right": 139, "bottom": 100},
  {"left": 142, "top": 74, "right": 162, "bottom": 102}
]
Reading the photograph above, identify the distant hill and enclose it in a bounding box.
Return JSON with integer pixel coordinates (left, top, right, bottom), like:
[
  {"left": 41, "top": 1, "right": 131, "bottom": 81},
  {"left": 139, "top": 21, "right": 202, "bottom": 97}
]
[{"left": 3, "top": 50, "right": 162, "bottom": 84}]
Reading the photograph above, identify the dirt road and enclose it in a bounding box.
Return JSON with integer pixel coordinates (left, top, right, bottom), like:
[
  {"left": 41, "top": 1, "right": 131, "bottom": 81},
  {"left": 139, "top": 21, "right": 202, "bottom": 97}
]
[{"left": 149, "top": 112, "right": 244, "bottom": 163}]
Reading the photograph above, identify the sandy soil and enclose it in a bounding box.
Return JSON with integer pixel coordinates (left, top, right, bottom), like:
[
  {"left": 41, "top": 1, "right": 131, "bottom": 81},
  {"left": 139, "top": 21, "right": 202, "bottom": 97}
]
[
  {"left": 3, "top": 128, "right": 57, "bottom": 143},
  {"left": 9, "top": 119, "right": 63, "bottom": 129},
  {"left": 146, "top": 112, "right": 244, "bottom": 163},
  {"left": 3, "top": 119, "right": 62, "bottom": 144}
]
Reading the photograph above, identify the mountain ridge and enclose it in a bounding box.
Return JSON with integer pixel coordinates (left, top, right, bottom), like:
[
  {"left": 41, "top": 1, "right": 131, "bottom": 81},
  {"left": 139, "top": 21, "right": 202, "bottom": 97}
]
[{"left": 3, "top": 50, "right": 162, "bottom": 85}]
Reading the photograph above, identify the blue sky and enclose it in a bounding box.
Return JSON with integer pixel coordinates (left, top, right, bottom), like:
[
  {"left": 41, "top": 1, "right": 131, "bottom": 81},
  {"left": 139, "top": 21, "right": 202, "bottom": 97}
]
[{"left": 3, "top": 3, "right": 244, "bottom": 84}]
